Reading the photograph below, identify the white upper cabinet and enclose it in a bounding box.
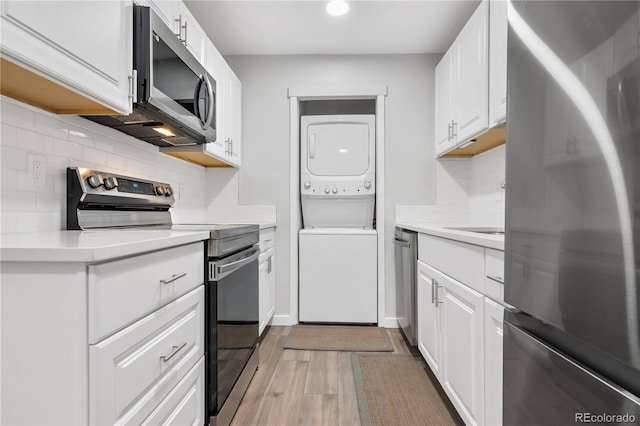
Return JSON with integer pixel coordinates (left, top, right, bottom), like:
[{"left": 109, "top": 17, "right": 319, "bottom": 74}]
[
  {"left": 0, "top": 0, "right": 133, "bottom": 114},
  {"left": 489, "top": 0, "right": 508, "bottom": 125},
  {"left": 434, "top": 48, "right": 457, "bottom": 156},
  {"left": 434, "top": 0, "right": 507, "bottom": 157},
  {"left": 147, "top": 0, "right": 206, "bottom": 66},
  {"left": 455, "top": 0, "right": 489, "bottom": 145},
  {"left": 226, "top": 69, "right": 242, "bottom": 167}
]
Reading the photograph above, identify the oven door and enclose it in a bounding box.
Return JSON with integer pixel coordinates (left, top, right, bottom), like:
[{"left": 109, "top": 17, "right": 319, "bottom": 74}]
[{"left": 208, "top": 245, "right": 259, "bottom": 417}]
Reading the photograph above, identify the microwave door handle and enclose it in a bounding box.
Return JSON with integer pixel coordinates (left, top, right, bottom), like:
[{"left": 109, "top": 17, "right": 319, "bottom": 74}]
[
  {"left": 203, "top": 74, "right": 215, "bottom": 130},
  {"left": 193, "top": 75, "right": 206, "bottom": 127}
]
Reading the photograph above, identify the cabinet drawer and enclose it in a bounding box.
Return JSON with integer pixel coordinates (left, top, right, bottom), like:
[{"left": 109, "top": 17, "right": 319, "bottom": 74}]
[
  {"left": 418, "top": 234, "right": 485, "bottom": 293},
  {"left": 89, "top": 242, "right": 204, "bottom": 343},
  {"left": 485, "top": 248, "right": 505, "bottom": 302},
  {"left": 89, "top": 286, "right": 204, "bottom": 426},
  {"left": 143, "top": 356, "right": 205, "bottom": 425},
  {"left": 259, "top": 227, "right": 275, "bottom": 252}
]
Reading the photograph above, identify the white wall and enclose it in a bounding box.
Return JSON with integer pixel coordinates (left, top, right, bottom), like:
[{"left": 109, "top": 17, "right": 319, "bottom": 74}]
[
  {"left": 0, "top": 97, "right": 207, "bottom": 233},
  {"left": 225, "top": 54, "right": 439, "bottom": 324}
]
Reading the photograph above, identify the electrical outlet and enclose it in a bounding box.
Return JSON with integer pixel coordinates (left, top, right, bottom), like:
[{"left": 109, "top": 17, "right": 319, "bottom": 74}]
[{"left": 27, "top": 153, "right": 47, "bottom": 188}]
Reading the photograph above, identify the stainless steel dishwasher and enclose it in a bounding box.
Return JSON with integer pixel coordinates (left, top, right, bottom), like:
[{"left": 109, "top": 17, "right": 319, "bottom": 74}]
[{"left": 394, "top": 227, "right": 418, "bottom": 346}]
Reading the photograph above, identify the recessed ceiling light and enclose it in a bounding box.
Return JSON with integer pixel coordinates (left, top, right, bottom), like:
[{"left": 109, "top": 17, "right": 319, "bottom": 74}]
[{"left": 326, "top": 0, "right": 349, "bottom": 16}]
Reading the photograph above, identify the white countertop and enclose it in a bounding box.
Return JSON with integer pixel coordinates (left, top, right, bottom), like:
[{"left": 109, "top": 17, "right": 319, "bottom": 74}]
[
  {"left": 0, "top": 230, "right": 211, "bottom": 263},
  {"left": 396, "top": 223, "right": 504, "bottom": 251}
]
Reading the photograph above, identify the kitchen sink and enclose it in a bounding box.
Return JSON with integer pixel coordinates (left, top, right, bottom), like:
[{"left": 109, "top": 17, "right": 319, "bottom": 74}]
[{"left": 444, "top": 226, "right": 505, "bottom": 235}]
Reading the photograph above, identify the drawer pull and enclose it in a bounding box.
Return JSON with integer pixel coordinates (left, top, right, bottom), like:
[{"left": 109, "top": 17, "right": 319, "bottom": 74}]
[
  {"left": 264, "top": 239, "right": 272, "bottom": 243},
  {"left": 487, "top": 274, "right": 504, "bottom": 284},
  {"left": 160, "top": 342, "right": 187, "bottom": 363},
  {"left": 160, "top": 272, "right": 187, "bottom": 285}
]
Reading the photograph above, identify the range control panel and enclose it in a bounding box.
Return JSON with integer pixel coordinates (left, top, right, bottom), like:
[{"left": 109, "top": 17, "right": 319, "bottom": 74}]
[{"left": 81, "top": 169, "right": 174, "bottom": 198}]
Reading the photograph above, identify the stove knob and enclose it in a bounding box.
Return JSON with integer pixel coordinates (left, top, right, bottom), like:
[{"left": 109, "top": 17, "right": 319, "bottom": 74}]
[
  {"left": 156, "top": 185, "right": 166, "bottom": 196},
  {"left": 324, "top": 187, "right": 330, "bottom": 194},
  {"left": 165, "top": 186, "right": 173, "bottom": 196},
  {"left": 103, "top": 176, "right": 117, "bottom": 190},
  {"left": 304, "top": 182, "right": 311, "bottom": 190},
  {"left": 364, "top": 181, "right": 372, "bottom": 190},
  {"left": 87, "top": 174, "right": 102, "bottom": 188},
  {"left": 332, "top": 187, "right": 338, "bottom": 194}
]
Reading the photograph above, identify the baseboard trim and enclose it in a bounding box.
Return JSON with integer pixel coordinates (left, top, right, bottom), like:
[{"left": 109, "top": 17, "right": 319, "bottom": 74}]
[
  {"left": 379, "top": 317, "right": 400, "bottom": 328},
  {"left": 270, "top": 315, "right": 298, "bottom": 326}
]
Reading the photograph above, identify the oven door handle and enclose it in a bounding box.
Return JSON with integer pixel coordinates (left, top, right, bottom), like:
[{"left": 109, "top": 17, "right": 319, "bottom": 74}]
[{"left": 210, "top": 247, "right": 260, "bottom": 281}]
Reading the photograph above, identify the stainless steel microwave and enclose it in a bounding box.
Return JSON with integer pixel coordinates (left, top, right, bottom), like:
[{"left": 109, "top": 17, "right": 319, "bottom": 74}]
[{"left": 84, "top": 5, "right": 216, "bottom": 147}]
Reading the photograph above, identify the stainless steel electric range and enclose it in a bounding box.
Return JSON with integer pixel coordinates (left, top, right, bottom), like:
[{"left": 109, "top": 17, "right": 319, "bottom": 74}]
[{"left": 67, "top": 167, "right": 259, "bottom": 426}]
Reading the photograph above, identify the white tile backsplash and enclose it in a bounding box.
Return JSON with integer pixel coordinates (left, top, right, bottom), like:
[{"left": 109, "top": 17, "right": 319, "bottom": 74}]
[
  {"left": 397, "top": 144, "right": 506, "bottom": 226},
  {"left": 205, "top": 168, "right": 277, "bottom": 224},
  {"left": 0, "top": 96, "right": 207, "bottom": 233}
]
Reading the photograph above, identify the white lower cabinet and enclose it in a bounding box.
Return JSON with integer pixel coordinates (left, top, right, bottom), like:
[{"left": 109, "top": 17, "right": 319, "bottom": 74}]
[
  {"left": 484, "top": 297, "right": 504, "bottom": 426},
  {"left": 259, "top": 247, "right": 276, "bottom": 336},
  {"left": 417, "top": 260, "right": 443, "bottom": 378},
  {"left": 143, "top": 357, "right": 205, "bottom": 426},
  {"left": 441, "top": 274, "right": 485, "bottom": 426},
  {"left": 0, "top": 241, "right": 206, "bottom": 426},
  {"left": 417, "top": 232, "right": 505, "bottom": 426},
  {"left": 90, "top": 286, "right": 204, "bottom": 425}
]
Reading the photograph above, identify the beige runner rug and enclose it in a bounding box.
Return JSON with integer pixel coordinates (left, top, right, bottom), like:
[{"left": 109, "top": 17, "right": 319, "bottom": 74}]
[
  {"left": 352, "top": 353, "right": 463, "bottom": 426},
  {"left": 282, "top": 325, "right": 393, "bottom": 352}
]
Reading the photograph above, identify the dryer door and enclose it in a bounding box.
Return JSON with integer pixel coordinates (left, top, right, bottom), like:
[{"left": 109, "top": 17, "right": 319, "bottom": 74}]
[{"left": 303, "top": 116, "right": 374, "bottom": 177}]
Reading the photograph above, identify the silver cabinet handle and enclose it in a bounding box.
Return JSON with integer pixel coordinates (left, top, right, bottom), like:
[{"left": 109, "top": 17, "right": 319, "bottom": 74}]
[
  {"left": 431, "top": 278, "right": 436, "bottom": 304},
  {"left": 230, "top": 139, "right": 234, "bottom": 156},
  {"left": 182, "top": 20, "right": 188, "bottom": 46},
  {"left": 174, "top": 15, "right": 183, "bottom": 39},
  {"left": 160, "top": 272, "right": 187, "bottom": 285},
  {"left": 451, "top": 120, "right": 457, "bottom": 139},
  {"left": 447, "top": 122, "right": 452, "bottom": 141},
  {"left": 487, "top": 274, "right": 504, "bottom": 284},
  {"left": 267, "top": 255, "right": 272, "bottom": 273},
  {"left": 434, "top": 281, "right": 443, "bottom": 307},
  {"left": 160, "top": 342, "right": 187, "bottom": 363},
  {"left": 225, "top": 138, "right": 230, "bottom": 155}
]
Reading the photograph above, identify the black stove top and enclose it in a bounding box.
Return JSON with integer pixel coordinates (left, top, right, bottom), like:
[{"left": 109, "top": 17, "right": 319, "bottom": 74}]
[{"left": 171, "top": 223, "right": 259, "bottom": 240}]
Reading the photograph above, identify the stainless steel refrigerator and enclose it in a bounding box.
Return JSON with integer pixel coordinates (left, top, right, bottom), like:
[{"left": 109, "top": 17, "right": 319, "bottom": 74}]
[{"left": 504, "top": 1, "right": 640, "bottom": 423}]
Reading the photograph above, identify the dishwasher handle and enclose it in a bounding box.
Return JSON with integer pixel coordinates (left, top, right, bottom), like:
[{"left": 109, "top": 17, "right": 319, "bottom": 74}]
[{"left": 393, "top": 238, "right": 411, "bottom": 248}]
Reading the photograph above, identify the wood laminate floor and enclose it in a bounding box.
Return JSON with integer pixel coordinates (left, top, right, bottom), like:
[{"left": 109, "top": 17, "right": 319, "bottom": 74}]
[{"left": 230, "top": 326, "right": 422, "bottom": 426}]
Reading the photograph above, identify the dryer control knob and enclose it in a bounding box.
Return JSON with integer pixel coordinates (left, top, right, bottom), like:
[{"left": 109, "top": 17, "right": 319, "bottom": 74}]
[
  {"left": 364, "top": 181, "right": 372, "bottom": 190},
  {"left": 324, "top": 187, "right": 330, "bottom": 194},
  {"left": 304, "top": 182, "right": 311, "bottom": 190},
  {"left": 332, "top": 187, "right": 338, "bottom": 194}
]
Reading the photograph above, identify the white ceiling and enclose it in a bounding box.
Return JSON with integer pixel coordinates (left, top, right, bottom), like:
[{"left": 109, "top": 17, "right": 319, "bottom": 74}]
[{"left": 184, "top": 0, "right": 481, "bottom": 56}]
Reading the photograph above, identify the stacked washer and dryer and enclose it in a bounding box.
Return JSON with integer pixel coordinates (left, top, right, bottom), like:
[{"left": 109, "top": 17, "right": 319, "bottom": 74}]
[{"left": 299, "top": 114, "right": 377, "bottom": 323}]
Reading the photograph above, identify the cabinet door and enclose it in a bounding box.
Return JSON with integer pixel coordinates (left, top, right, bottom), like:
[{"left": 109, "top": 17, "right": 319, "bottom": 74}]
[
  {"left": 206, "top": 40, "right": 229, "bottom": 155},
  {"left": 442, "top": 274, "right": 485, "bottom": 426},
  {"left": 489, "top": 0, "right": 507, "bottom": 125},
  {"left": 455, "top": 0, "right": 489, "bottom": 144},
  {"left": 227, "top": 69, "right": 242, "bottom": 167},
  {"left": 266, "top": 249, "right": 276, "bottom": 324},
  {"left": 434, "top": 48, "right": 456, "bottom": 156},
  {"left": 258, "top": 252, "right": 268, "bottom": 336},
  {"left": 148, "top": 0, "right": 205, "bottom": 66},
  {"left": 1, "top": 0, "right": 132, "bottom": 114},
  {"left": 484, "top": 298, "right": 504, "bottom": 426},
  {"left": 178, "top": 3, "right": 206, "bottom": 66},
  {"left": 417, "top": 261, "right": 442, "bottom": 379}
]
